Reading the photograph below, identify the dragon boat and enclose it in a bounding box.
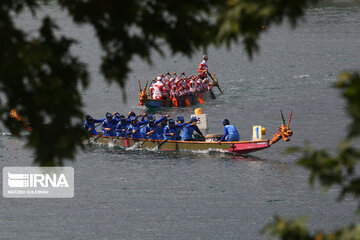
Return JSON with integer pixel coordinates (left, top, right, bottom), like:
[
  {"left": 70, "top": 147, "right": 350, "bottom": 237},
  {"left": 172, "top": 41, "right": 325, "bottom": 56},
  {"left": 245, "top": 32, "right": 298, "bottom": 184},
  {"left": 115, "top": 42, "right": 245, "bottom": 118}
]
[
  {"left": 86, "top": 111, "right": 293, "bottom": 154},
  {"left": 138, "top": 71, "right": 223, "bottom": 108}
]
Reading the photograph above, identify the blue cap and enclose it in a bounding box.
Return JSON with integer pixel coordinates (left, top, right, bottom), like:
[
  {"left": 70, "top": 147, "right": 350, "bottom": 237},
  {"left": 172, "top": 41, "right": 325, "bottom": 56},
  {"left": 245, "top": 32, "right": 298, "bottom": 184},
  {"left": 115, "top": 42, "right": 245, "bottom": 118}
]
[
  {"left": 169, "top": 119, "right": 175, "bottom": 124},
  {"left": 130, "top": 116, "right": 137, "bottom": 121},
  {"left": 106, "top": 112, "right": 112, "bottom": 118},
  {"left": 222, "top": 119, "right": 230, "bottom": 125},
  {"left": 190, "top": 117, "right": 198, "bottom": 122},
  {"left": 177, "top": 116, "right": 184, "bottom": 123}
]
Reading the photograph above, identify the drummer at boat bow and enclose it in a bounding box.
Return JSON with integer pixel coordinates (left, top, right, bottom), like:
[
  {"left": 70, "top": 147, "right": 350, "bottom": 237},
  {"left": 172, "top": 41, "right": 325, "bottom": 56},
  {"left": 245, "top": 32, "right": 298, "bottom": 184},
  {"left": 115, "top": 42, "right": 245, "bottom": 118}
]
[
  {"left": 219, "top": 119, "right": 240, "bottom": 142},
  {"left": 84, "top": 115, "right": 105, "bottom": 135},
  {"left": 101, "top": 112, "right": 118, "bottom": 136},
  {"left": 181, "top": 117, "right": 205, "bottom": 141}
]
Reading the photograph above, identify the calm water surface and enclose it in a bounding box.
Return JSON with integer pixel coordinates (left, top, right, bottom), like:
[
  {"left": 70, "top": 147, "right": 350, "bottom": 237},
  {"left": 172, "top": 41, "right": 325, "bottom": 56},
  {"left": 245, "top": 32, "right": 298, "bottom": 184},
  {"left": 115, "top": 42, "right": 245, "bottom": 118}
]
[{"left": 1, "top": 1, "right": 360, "bottom": 239}]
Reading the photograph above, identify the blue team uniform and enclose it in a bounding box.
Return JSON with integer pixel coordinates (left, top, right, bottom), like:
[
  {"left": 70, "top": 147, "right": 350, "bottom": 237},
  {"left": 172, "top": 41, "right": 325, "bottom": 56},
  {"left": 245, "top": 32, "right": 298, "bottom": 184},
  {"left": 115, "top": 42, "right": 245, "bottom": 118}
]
[
  {"left": 143, "top": 116, "right": 167, "bottom": 140},
  {"left": 181, "top": 124, "right": 203, "bottom": 141},
  {"left": 126, "top": 120, "right": 149, "bottom": 139},
  {"left": 101, "top": 118, "right": 118, "bottom": 136},
  {"left": 164, "top": 123, "right": 186, "bottom": 140},
  {"left": 84, "top": 118, "right": 105, "bottom": 135},
  {"left": 115, "top": 119, "right": 131, "bottom": 137},
  {"left": 220, "top": 125, "right": 240, "bottom": 141}
]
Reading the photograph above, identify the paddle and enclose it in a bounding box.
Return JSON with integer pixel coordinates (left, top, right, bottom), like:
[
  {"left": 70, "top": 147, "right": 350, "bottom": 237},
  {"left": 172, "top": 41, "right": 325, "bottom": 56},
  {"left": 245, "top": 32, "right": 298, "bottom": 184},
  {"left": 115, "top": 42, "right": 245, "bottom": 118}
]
[
  {"left": 154, "top": 123, "right": 187, "bottom": 150},
  {"left": 209, "top": 89, "right": 216, "bottom": 99},
  {"left": 113, "top": 122, "right": 148, "bottom": 145},
  {"left": 184, "top": 97, "right": 190, "bottom": 107},
  {"left": 88, "top": 122, "right": 102, "bottom": 132},
  {"left": 197, "top": 93, "right": 205, "bottom": 104},
  {"left": 170, "top": 95, "right": 178, "bottom": 107},
  {"left": 93, "top": 124, "right": 117, "bottom": 141},
  {"left": 207, "top": 70, "right": 223, "bottom": 94}
]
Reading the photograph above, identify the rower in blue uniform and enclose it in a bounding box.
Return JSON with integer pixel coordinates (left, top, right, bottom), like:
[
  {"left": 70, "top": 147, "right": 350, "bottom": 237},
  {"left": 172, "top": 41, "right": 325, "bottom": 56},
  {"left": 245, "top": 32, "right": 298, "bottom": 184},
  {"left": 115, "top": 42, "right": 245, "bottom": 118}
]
[
  {"left": 219, "top": 119, "right": 240, "bottom": 142},
  {"left": 126, "top": 116, "right": 149, "bottom": 139},
  {"left": 175, "top": 116, "right": 185, "bottom": 140},
  {"left": 84, "top": 115, "right": 105, "bottom": 135},
  {"left": 164, "top": 119, "right": 187, "bottom": 140},
  {"left": 143, "top": 115, "right": 167, "bottom": 140},
  {"left": 155, "top": 117, "right": 168, "bottom": 140},
  {"left": 115, "top": 116, "right": 131, "bottom": 137},
  {"left": 140, "top": 114, "right": 153, "bottom": 138},
  {"left": 127, "top": 111, "right": 136, "bottom": 119},
  {"left": 176, "top": 116, "right": 184, "bottom": 124},
  {"left": 181, "top": 117, "right": 205, "bottom": 141},
  {"left": 101, "top": 112, "right": 118, "bottom": 136},
  {"left": 112, "top": 112, "right": 122, "bottom": 123}
]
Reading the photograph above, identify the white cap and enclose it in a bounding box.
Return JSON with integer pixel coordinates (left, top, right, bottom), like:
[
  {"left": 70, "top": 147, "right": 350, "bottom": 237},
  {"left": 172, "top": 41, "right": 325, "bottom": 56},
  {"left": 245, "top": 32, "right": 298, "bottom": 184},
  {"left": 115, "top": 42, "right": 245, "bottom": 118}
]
[{"left": 157, "top": 76, "right": 162, "bottom": 81}]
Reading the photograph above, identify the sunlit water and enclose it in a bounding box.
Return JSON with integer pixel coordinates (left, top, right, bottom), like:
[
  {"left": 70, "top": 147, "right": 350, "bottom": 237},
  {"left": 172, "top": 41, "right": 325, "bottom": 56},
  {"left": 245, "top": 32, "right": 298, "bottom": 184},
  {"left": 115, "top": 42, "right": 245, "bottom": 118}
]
[{"left": 1, "top": 1, "right": 360, "bottom": 239}]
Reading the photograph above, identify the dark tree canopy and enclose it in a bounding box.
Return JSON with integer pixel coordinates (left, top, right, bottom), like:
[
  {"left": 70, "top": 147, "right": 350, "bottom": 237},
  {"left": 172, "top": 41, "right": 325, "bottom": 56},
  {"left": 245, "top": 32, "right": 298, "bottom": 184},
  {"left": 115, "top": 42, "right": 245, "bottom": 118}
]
[{"left": 0, "top": 0, "right": 318, "bottom": 165}]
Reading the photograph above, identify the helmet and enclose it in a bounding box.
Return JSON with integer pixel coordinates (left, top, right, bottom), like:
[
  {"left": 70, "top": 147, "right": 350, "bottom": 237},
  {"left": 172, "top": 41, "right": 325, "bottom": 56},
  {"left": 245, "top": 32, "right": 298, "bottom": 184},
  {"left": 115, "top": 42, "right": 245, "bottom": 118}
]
[
  {"left": 169, "top": 119, "right": 175, "bottom": 125},
  {"left": 222, "top": 119, "right": 230, "bottom": 125},
  {"left": 114, "top": 113, "right": 121, "bottom": 119},
  {"left": 177, "top": 116, "right": 184, "bottom": 123},
  {"left": 156, "top": 76, "right": 162, "bottom": 81},
  {"left": 130, "top": 116, "right": 137, "bottom": 122},
  {"left": 203, "top": 55, "right": 208, "bottom": 60},
  {"left": 85, "top": 115, "right": 91, "bottom": 121}
]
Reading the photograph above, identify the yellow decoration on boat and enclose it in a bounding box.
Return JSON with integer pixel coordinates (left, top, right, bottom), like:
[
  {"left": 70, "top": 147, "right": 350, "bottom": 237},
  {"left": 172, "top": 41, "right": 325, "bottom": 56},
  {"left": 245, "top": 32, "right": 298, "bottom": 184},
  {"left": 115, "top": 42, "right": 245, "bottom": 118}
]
[{"left": 194, "top": 108, "right": 203, "bottom": 115}]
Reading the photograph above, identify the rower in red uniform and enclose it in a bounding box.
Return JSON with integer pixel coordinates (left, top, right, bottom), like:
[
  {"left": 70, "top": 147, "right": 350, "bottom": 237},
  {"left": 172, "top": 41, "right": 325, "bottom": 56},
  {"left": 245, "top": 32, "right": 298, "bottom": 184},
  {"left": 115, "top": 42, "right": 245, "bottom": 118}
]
[
  {"left": 151, "top": 76, "right": 164, "bottom": 100},
  {"left": 198, "top": 55, "right": 208, "bottom": 79}
]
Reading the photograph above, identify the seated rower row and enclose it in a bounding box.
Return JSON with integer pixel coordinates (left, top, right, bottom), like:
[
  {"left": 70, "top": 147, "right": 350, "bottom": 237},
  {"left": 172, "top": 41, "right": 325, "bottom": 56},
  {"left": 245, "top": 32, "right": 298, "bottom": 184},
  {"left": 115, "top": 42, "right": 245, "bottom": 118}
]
[{"left": 84, "top": 112, "right": 240, "bottom": 142}]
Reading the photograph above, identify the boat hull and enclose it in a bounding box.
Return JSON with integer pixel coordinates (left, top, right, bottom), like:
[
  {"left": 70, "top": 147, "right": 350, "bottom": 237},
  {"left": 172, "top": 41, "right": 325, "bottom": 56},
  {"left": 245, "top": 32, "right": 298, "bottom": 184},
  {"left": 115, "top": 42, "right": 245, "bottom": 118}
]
[
  {"left": 87, "top": 135, "right": 270, "bottom": 154},
  {"left": 143, "top": 90, "right": 213, "bottom": 108}
]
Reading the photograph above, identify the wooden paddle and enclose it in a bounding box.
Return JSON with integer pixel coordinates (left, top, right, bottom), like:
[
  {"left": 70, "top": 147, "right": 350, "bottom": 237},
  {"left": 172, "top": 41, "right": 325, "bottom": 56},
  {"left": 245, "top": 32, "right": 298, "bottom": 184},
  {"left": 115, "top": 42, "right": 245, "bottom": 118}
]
[
  {"left": 93, "top": 124, "right": 117, "bottom": 141},
  {"left": 87, "top": 122, "right": 102, "bottom": 134},
  {"left": 197, "top": 93, "right": 205, "bottom": 104},
  {"left": 207, "top": 70, "right": 223, "bottom": 94},
  {"left": 184, "top": 97, "right": 190, "bottom": 107},
  {"left": 171, "top": 95, "right": 178, "bottom": 107}
]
